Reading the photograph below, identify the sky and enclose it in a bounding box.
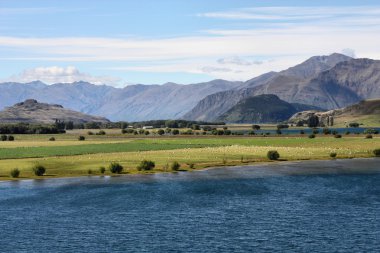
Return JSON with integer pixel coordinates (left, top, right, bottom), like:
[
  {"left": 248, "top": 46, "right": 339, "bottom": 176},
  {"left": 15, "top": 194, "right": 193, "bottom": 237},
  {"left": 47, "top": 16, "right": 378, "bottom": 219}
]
[{"left": 1, "top": 0, "right": 380, "bottom": 86}]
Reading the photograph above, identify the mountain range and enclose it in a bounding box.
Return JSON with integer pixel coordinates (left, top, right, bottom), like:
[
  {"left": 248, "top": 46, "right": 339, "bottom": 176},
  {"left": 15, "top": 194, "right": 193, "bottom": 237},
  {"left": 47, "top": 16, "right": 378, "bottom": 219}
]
[{"left": 1, "top": 53, "right": 379, "bottom": 122}]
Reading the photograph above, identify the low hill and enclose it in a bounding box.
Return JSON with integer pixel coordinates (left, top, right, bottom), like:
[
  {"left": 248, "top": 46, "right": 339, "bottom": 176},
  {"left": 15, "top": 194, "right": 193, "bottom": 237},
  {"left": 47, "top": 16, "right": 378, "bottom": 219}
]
[
  {"left": 0, "top": 99, "right": 110, "bottom": 124},
  {"left": 288, "top": 99, "right": 380, "bottom": 127},
  {"left": 217, "top": 94, "right": 321, "bottom": 123}
]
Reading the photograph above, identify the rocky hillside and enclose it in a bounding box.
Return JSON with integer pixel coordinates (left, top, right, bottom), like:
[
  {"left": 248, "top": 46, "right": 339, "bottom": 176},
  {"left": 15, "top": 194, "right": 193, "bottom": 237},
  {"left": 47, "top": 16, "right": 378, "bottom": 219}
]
[
  {"left": 217, "top": 94, "right": 321, "bottom": 123},
  {"left": 183, "top": 54, "right": 380, "bottom": 121},
  {"left": 0, "top": 99, "right": 110, "bottom": 124},
  {"left": 288, "top": 99, "right": 380, "bottom": 127},
  {"left": 0, "top": 80, "right": 242, "bottom": 122}
]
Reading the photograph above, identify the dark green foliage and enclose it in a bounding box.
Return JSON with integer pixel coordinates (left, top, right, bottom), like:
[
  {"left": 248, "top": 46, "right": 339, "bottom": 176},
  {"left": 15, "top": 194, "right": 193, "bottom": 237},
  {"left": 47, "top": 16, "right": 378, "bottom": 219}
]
[
  {"left": 65, "top": 121, "right": 74, "bottom": 130},
  {"left": 109, "top": 162, "right": 123, "bottom": 174},
  {"left": 300, "top": 130, "right": 305, "bottom": 135},
  {"left": 137, "top": 160, "right": 155, "bottom": 171},
  {"left": 99, "top": 166, "right": 106, "bottom": 174},
  {"left": 1, "top": 135, "right": 7, "bottom": 141},
  {"left": 252, "top": 125, "right": 261, "bottom": 130},
  {"left": 32, "top": 165, "right": 46, "bottom": 176},
  {"left": 188, "top": 163, "right": 195, "bottom": 169},
  {"left": 122, "top": 128, "right": 134, "bottom": 134},
  {"left": 364, "top": 129, "right": 379, "bottom": 134},
  {"left": 345, "top": 131, "right": 350, "bottom": 135},
  {"left": 308, "top": 134, "right": 316, "bottom": 139},
  {"left": 144, "top": 131, "right": 150, "bottom": 135},
  {"left": 267, "top": 150, "right": 280, "bottom": 160},
  {"left": 330, "top": 152, "right": 337, "bottom": 158},
  {"left": 171, "top": 161, "right": 181, "bottom": 171},
  {"left": 172, "top": 129, "right": 179, "bottom": 135},
  {"left": 0, "top": 123, "right": 65, "bottom": 134},
  {"left": 192, "top": 124, "right": 200, "bottom": 130},
  {"left": 87, "top": 131, "right": 94, "bottom": 135},
  {"left": 87, "top": 169, "right": 93, "bottom": 175},
  {"left": 307, "top": 115, "right": 319, "bottom": 128},
  {"left": 276, "top": 124, "right": 289, "bottom": 129},
  {"left": 365, "top": 134, "right": 373, "bottom": 139},
  {"left": 78, "top": 136, "right": 85, "bottom": 141},
  {"left": 8, "top": 135, "right": 14, "bottom": 141},
  {"left": 373, "top": 149, "right": 380, "bottom": 157},
  {"left": 157, "top": 129, "right": 165, "bottom": 135},
  {"left": 334, "top": 134, "right": 342, "bottom": 138},
  {"left": 276, "top": 129, "right": 282, "bottom": 135},
  {"left": 312, "top": 129, "right": 319, "bottom": 134},
  {"left": 49, "top": 137, "right": 55, "bottom": 141},
  {"left": 97, "top": 130, "right": 106, "bottom": 135},
  {"left": 323, "top": 128, "right": 331, "bottom": 135},
  {"left": 348, "top": 122, "right": 359, "bottom": 128},
  {"left": 10, "top": 168, "right": 20, "bottom": 178},
  {"left": 248, "top": 131, "right": 255, "bottom": 135},
  {"left": 224, "top": 130, "right": 232, "bottom": 135}
]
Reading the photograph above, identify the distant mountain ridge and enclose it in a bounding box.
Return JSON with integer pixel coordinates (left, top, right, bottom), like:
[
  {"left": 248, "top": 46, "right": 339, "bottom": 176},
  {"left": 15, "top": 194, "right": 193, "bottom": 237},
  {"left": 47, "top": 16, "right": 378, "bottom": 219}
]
[
  {"left": 0, "top": 80, "right": 242, "bottom": 121},
  {"left": 183, "top": 54, "right": 380, "bottom": 121},
  {"left": 0, "top": 99, "right": 109, "bottom": 124}
]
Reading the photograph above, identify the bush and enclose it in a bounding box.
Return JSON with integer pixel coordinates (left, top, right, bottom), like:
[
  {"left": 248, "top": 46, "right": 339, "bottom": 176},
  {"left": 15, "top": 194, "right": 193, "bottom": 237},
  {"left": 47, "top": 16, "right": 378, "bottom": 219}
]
[
  {"left": 97, "top": 130, "right": 106, "bottom": 135},
  {"left": 157, "top": 129, "right": 165, "bottom": 135},
  {"left": 334, "top": 134, "right": 342, "bottom": 138},
  {"left": 308, "top": 134, "right": 316, "bottom": 139},
  {"left": 49, "top": 137, "right": 56, "bottom": 141},
  {"left": 365, "top": 134, "right": 373, "bottom": 139},
  {"left": 171, "top": 161, "right": 181, "bottom": 171},
  {"left": 300, "top": 130, "right": 305, "bottom": 135},
  {"left": 1, "top": 135, "right": 7, "bottom": 141},
  {"left": 10, "top": 168, "right": 20, "bottom": 178},
  {"left": 87, "top": 169, "right": 93, "bottom": 175},
  {"left": 78, "top": 135, "right": 85, "bottom": 141},
  {"left": 267, "top": 150, "right": 280, "bottom": 160},
  {"left": 252, "top": 125, "right": 261, "bottom": 130},
  {"left": 312, "top": 129, "right": 319, "bottom": 134},
  {"left": 330, "top": 152, "right": 337, "bottom": 158},
  {"left": 188, "top": 163, "right": 195, "bottom": 169},
  {"left": 99, "top": 166, "right": 106, "bottom": 174},
  {"left": 87, "top": 131, "right": 94, "bottom": 135},
  {"left": 373, "top": 149, "right": 380, "bottom": 157},
  {"left": 172, "top": 129, "right": 179, "bottom": 135},
  {"left": 109, "top": 162, "right": 123, "bottom": 174},
  {"left": 32, "top": 165, "right": 46, "bottom": 176},
  {"left": 137, "top": 160, "right": 155, "bottom": 171},
  {"left": 349, "top": 122, "right": 359, "bottom": 128},
  {"left": 8, "top": 135, "right": 14, "bottom": 141}
]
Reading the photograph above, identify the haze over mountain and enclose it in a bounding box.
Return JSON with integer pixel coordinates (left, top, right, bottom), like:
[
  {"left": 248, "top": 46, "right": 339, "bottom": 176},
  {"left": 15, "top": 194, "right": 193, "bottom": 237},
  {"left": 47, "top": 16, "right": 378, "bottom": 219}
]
[
  {"left": 184, "top": 54, "right": 380, "bottom": 121},
  {"left": 1, "top": 53, "right": 379, "bottom": 123},
  {"left": 0, "top": 80, "right": 242, "bottom": 121},
  {"left": 0, "top": 99, "right": 109, "bottom": 124}
]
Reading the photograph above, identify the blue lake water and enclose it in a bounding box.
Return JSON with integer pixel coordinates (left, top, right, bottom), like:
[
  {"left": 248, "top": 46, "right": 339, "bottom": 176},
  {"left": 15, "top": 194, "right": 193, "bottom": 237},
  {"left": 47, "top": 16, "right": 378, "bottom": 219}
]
[
  {"left": 247, "top": 127, "right": 380, "bottom": 135},
  {"left": 1, "top": 158, "right": 380, "bottom": 252}
]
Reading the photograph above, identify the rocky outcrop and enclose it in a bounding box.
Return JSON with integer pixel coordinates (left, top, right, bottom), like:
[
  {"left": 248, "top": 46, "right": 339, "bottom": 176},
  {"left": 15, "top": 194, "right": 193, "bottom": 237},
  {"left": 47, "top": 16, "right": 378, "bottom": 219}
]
[{"left": 0, "top": 99, "right": 110, "bottom": 124}]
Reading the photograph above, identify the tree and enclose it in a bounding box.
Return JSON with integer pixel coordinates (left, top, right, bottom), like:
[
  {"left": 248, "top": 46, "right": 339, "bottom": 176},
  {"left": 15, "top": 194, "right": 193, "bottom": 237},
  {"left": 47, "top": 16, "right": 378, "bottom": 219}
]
[
  {"left": 109, "top": 162, "right": 123, "bottom": 174},
  {"left": 33, "top": 165, "right": 46, "bottom": 176},
  {"left": 252, "top": 125, "right": 261, "bottom": 130},
  {"left": 10, "top": 168, "right": 20, "bottom": 178},
  {"left": 192, "top": 124, "right": 200, "bottom": 130},
  {"left": 137, "top": 160, "right": 155, "bottom": 171},
  {"left": 267, "top": 150, "right": 280, "bottom": 160},
  {"left": 157, "top": 129, "right": 165, "bottom": 135},
  {"left": 99, "top": 166, "right": 106, "bottom": 174},
  {"left": 307, "top": 115, "right": 319, "bottom": 128},
  {"left": 65, "top": 121, "right": 74, "bottom": 130},
  {"left": 171, "top": 161, "right": 181, "bottom": 171},
  {"left": 78, "top": 136, "right": 85, "bottom": 141},
  {"left": 172, "top": 129, "right": 180, "bottom": 135}
]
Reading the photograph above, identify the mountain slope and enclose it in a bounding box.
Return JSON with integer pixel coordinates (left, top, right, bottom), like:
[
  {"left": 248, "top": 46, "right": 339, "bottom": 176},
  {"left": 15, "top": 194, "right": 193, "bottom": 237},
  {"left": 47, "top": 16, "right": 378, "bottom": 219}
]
[
  {"left": 0, "top": 99, "right": 110, "bottom": 124},
  {"left": 183, "top": 54, "right": 380, "bottom": 121},
  {"left": 217, "top": 94, "right": 321, "bottom": 123},
  {"left": 0, "top": 80, "right": 242, "bottom": 121}
]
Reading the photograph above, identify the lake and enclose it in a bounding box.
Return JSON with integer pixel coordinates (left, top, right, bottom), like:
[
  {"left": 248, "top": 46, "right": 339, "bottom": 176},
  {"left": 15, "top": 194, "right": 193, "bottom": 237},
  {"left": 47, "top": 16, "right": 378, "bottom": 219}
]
[{"left": 1, "top": 158, "right": 379, "bottom": 252}]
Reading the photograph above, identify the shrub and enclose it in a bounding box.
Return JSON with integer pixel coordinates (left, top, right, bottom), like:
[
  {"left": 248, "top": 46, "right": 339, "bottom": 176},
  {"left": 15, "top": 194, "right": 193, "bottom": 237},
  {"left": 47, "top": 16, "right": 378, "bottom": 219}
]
[
  {"left": 109, "top": 162, "right": 123, "bottom": 174},
  {"left": 345, "top": 131, "right": 350, "bottom": 135},
  {"left": 373, "top": 149, "right": 380, "bottom": 157},
  {"left": 144, "top": 131, "right": 150, "bottom": 135},
  {"left": 78, "top": 136, "right": 85, "bottom": 141},
  {"left": 252, "top": 125, "right": 261, "bottom": 130},
  {"left": 171, "top": 161, "right": 181, "bottom": 171},
  {"left": 10, "top": 168, "right": 20, "bottom": 178},
  {"left": 87, "top": 131, "right": 94, "bottom": 135},
  {"left": 99, "top": 166, "right": 106, "bottom": 174},
  {"left": 157, "top": 129, "right": 165, "bottom": 135},
  {"left": 323, "top": 128, "right": 331, "bottom": 135},
  {"left": 87, "top": 169, "right": 93, "bottom": 175},
  {"left": 308, "top": 134, "right": 315, "bottom": 139},
  {"left": 267, "top": 150, "right": 280, "bottom": 160},
  {"left": 32, "top": 165, "right": 46, "bottom": 176},
  {"left": 300, "top": 130, "right": 305, "bottom": 135},
  {"left": 172, "top": 129, "right": 179, "bottom": 135},
  {"left": 330, "top": 152, "right": 337, "bottom": 158},
  {"left": 1, "top": 135, "right": 7, "bottom": 141},
  {"left": 49, "top": 137, "right": 56, "bottom": 141},
  {"left": 137, "top": 160, "right": 155, "bottom": 171},
  {"left": 349, "top": 122, "right": 359, "bottom": 128},
  {"left": 365, "top": 134, "right": 373, "bottom": 139},
  {"left": 97, "top": 130, "right": 106, "bottom": 135},
  {"left": 188, "top": 163, "right": 195, "bottom": 169},
  {"left": 8, "top": 135, "right": 14, "bottom": 141},
  {"left": 334, "top": 134, "right": 342, "bottom": 138},
  {"left": 312, "top": 129, "right": 319, "bottom": 134}
]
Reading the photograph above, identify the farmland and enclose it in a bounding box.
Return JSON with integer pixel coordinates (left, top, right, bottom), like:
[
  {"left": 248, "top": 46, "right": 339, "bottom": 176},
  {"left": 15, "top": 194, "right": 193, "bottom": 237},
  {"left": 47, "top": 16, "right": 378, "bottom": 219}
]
[{"left": 0, "top": 129, "right": 379, "bottom": 180}]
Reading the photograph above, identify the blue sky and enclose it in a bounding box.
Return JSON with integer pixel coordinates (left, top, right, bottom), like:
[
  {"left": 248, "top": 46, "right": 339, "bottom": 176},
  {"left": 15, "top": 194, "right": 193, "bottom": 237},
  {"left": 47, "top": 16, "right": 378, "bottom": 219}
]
[{"left": 1, "top": 0, "right": 380, "bottom": 86}]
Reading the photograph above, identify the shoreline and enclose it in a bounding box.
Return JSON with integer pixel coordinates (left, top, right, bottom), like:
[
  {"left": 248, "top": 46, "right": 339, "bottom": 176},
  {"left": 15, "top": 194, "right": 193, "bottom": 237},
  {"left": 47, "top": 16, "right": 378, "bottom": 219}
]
[{"left": 1, "top": 156, "right": 379, "bottom": 183}]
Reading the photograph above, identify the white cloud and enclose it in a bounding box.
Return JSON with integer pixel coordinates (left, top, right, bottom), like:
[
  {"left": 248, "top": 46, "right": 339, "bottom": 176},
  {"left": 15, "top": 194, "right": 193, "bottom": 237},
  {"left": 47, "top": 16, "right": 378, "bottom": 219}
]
[
  {"left": 4, "top": 66, "right": 122, "bottom": 85},
  {"left": 341, "top": 48, "right": 356, "bottom": 58},
  {"left": 1, "top": 6, "right": 380, "bottom": 81}
]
